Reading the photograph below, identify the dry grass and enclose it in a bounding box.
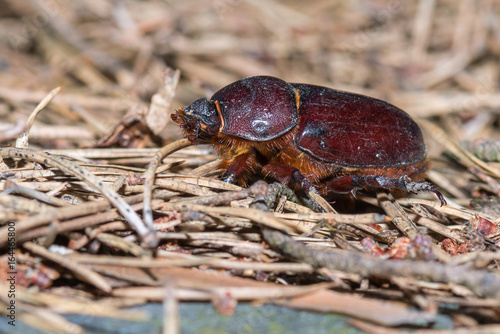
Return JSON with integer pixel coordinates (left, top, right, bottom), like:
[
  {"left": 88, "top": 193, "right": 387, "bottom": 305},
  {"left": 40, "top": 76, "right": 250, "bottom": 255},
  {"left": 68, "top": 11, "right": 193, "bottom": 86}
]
[{"left": 1, "top": 0, "right": 500, "bottom": 332}]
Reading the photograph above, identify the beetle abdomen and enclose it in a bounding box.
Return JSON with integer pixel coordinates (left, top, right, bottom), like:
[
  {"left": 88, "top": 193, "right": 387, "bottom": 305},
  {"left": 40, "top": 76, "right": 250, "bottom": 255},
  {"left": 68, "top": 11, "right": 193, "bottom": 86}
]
[
  {"left": 211, "top": 76, "right": 299, "bottom": 141},
  {"left": 293, "top": 84, "right": 426, "bottom": 168}
]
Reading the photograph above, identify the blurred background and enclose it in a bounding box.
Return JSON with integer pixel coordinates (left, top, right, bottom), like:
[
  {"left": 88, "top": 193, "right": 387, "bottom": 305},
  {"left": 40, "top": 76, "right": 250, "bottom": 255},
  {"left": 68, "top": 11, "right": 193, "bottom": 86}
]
[
  {"left": 1, "top": 0, "right": 499, "bottom": 152},
  {"left": 1, "top": 2, "right": 500, "bottom": 332}
]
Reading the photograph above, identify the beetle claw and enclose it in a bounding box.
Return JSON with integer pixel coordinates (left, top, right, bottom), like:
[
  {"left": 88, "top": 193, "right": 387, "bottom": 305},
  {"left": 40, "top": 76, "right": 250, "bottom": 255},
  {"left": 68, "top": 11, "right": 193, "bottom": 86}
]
[
  {"left": 434, "top": 190, "right": 447, "bottom": 207},
  {"left": 402, "top": 178, "right": 447, "bottom": 206}
]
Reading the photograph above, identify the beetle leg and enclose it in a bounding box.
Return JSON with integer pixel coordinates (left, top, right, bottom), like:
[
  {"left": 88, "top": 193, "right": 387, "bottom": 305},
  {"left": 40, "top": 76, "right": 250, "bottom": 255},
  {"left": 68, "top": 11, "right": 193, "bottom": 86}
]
[
  {"left": 262, "top": 164, "right": 294, "bottom": 185},
  {"left": 262, "top": 164, "right": 327, "bottom": 212},
  {"left": 291, "top": 168, "right": 315, "bottom": 194},
  {"left": 327, "top": 175, "right": 446, "bottom": 206},
  {"left": 355, "top": 175, "right": 446, "bottom": 205},
  {"left": 352, "top": 175, "right": 407, "bottom": 191},
  {"left": 221, "top": 152, "right": 256, "bottom": 184},
  {"left": 399, "top": 177, "right": 447, "bottom": 206},
  {"left": 323, "top": 175, "right": 358, "bottom": 194},
  {"left": 261, "top": 164, "right": 315, "bottom": 193}
]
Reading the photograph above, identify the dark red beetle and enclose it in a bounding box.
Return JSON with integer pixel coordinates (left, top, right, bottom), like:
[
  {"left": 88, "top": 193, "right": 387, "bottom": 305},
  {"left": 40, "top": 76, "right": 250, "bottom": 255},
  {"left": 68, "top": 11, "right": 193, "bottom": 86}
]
[{"left": 171, "top": 76, "right": 445, "bottom": 205}]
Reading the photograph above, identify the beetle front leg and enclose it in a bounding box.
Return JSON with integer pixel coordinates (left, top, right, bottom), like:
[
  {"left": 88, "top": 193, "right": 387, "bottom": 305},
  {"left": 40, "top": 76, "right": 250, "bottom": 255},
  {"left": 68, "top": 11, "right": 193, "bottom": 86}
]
[{"left": 221, "top": 152, "right": 257, "bottom": 184}]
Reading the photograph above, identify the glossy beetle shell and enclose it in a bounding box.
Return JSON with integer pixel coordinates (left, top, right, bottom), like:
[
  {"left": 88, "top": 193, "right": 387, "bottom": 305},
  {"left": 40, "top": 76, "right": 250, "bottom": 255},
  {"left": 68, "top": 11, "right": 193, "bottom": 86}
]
[
  {"left": 291, "top": 83, "right": 426, "bottom": 168},
  {"left": 212, "top": 76, "right": 299, "bottom": 141},
  {"left": 211, "top": 77, "right": 424, "bottom": 168}
]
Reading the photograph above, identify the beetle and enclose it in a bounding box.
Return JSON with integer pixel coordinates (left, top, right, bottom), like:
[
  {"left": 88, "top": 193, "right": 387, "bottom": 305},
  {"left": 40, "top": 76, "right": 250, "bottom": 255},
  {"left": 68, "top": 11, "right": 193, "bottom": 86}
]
[{"left": 171, "top": 75, "right": 445, "bottom": 205}]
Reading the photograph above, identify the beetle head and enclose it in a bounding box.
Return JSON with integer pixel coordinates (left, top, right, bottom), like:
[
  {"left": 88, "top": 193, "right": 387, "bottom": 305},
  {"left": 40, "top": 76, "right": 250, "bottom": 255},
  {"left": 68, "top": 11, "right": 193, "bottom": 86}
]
[{"left": 171, "top": 98, "right": 222, "bottom": 142}]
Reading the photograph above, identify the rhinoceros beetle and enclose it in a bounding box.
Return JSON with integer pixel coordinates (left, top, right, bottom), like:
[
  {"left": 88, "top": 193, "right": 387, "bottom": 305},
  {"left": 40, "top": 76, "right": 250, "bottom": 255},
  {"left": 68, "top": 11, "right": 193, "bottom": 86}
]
[{"left": 171, "top": 76, "right": 445, "bottom": 205}]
